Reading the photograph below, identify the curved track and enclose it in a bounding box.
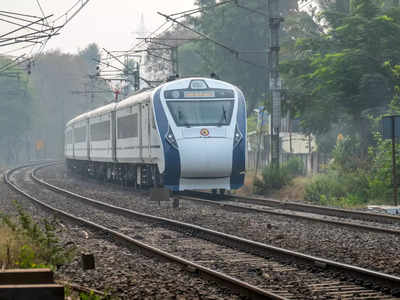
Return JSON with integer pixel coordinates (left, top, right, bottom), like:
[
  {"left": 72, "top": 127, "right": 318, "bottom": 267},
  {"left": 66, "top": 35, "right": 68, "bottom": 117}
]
[
  {"left": 6, "top": 163, "right": 283, "bottom": 300},
  {"left": 10, "top": 163, "right": 400, "bottom": 299}
]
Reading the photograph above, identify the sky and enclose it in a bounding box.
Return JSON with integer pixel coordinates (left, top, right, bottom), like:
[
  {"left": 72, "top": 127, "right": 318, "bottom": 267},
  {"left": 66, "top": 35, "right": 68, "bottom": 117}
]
[{"left": 1, "top": 0, "right": 198, "bottom": 56}]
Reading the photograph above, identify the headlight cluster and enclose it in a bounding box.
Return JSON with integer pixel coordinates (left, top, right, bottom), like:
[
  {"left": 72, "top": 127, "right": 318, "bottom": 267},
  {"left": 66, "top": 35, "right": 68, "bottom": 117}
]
[
  {"left": 165, "top": 126, "right": 178, "bottom": 149},
  {"left": 234, "top": 125, "right": 243, "bottom": 148}
]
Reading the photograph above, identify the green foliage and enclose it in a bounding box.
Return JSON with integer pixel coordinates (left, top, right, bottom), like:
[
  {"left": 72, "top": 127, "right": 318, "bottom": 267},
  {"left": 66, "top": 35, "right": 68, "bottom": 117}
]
[
  {"left": 285, "top": 156, "right": 305, "bottom": 176},
  {"left": 0, "top": 201, "right": 76, "bottom": 269},
  {"left": 0, "top": 56, "right": 34, "bottom": 164},
  {"left": 178, "top": 0, "right": 298, "bottom": 112},
  {"left": 365, "top": 132, "right": 400, "bottom": 203},
  {"left": 281, "top": 0, "right": 400, "bottom": 144},
  {"left": 254, "top": 156, "right": 307, "bottom": 195},
  {"left": 254, "top": 166, "right": 291, "bottom": 195},
  {"left": 79, "top": 291, "right": 103, "bottom": 300},
  {"left": 304, "top": 170, "right": 369, "bottom": 207},
  {"left": 331, "top": 135, "right": 363, "bottom": 172},
  {"left": 16, "top": 245, "right": 48, "bottom": 269}
]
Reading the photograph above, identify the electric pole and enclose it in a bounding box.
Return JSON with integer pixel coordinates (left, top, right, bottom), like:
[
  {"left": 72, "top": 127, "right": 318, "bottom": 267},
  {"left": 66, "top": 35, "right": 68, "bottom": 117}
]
[
  {"left": 269, "top": 0, "right": 283, "bottom": 168},
  {"left": 171, "top": 46, "right": 179, "bottom": 76}
]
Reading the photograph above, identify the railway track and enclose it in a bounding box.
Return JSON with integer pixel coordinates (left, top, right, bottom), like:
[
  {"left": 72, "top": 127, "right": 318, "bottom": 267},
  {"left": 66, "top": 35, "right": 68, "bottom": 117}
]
[
  {"left": 177, "top": 193, "right": 400, "bottom": 236},
  {"left": 222, "top": 192, "right": 400, "bottom": 225},
  {"left": 7, "top": 162, "right": 400, "bottom": 299}
]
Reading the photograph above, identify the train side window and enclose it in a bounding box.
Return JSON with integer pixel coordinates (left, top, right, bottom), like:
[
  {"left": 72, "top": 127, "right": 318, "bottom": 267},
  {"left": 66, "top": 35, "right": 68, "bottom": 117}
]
[
  {"left": 151, "top": 108, "right": 156, "bottom": 129},
  {"left": 90, "top": 120, "right": 110, "bottom": 141},
  {"left": 73, "top": 126, "right": 86, "bottom": 143},
  {"left": 117, "top": 113, "right": 138, "bottom": 139}
]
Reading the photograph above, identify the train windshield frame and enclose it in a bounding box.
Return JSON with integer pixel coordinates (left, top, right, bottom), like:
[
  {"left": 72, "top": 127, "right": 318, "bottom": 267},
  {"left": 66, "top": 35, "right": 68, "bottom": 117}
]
[{"left": 166, "top": 100, "right": 234, "bottom": 127}]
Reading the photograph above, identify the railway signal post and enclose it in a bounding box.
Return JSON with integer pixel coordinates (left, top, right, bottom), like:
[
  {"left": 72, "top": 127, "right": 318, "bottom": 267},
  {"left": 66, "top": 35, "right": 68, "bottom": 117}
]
[
  {"left": 382, "top": 115, "right": 400, "bottom": 206},
  {"left": 269, "top": 0, "right": 283, "bottom": 168}
]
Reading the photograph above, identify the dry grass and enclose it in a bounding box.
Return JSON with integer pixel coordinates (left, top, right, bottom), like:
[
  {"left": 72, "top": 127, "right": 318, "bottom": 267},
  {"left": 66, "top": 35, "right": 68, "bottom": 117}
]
[
  {"left": 272, "top": 176, "right": 309, "bottom": 202},
  {"left": 234, "top": 171, "right": 310, "bottom": 202},
  {"left": 234, "top": 171, "right": 261, "bottom": 196}
]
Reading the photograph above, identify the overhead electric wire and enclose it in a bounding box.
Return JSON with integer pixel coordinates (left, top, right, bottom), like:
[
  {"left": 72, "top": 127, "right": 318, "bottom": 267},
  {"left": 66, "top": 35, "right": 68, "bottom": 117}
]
[
  {"left": 52, "top": 0, "right": 90, "bottom": 25},
  {"left": 170, "top": 0, "right": 234, "bottom": 19},
  {"left": 0, "top": 26, "right": 61, "bottom": 45},
  {"left": 0, "top": 54, "right": 25, "bottom": 72},
  {"left": 36, "top": 0, "right": 50, "bottom": 27},
  {"left": 128, "top": 20, "right": 171, "bottom": 52},
  {"left": 157, "top": 11, "right": 267, "bottom": 69},
  {"left": 1, "top": 43, "right": 33, "bottom": 55},
  {"left": 0, "top": 10, "right": 42, "bottom": 20},
  {"left": 0, "top": 14, "right": 52, "bottom": 40},
  {"left": 34, "top": 0, "right": 90, "bottom": 60},
  {"left": 0, "top": 1, "right": 91, "bottom": 73},
  {"left": 0, "top": 57, "right": 31, "bottom": 74},
  {"left": 0, "top": 14, "right": 50, "bottom": 31},
  {"left": 233, "top": 1, "right": 268, "bottom": 17}
]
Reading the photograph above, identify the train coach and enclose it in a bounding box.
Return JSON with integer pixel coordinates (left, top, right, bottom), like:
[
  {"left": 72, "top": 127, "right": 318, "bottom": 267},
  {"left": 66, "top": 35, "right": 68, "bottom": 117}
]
[{"left": 65, "top": 77, "right": 246, "bottom": 192}]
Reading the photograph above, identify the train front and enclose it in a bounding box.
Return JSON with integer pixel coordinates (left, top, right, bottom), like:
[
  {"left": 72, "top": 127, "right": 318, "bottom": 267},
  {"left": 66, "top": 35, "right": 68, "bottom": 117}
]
[{"left": 153, "top": 78, "right": 246, "bottom": 191}]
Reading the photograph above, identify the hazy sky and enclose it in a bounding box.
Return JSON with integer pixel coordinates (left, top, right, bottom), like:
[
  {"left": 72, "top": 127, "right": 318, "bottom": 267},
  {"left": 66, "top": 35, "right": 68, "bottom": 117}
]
[{"left": 2, "top": 0, "right": 197, "bottom": 55}]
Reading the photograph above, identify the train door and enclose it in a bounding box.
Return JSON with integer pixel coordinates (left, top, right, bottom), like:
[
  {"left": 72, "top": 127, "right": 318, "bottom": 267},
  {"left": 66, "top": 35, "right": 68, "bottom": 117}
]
[
  {"left": 141, "top": 102, "right": 151, "bottom": 161},
  {"left": 86, "top": 118, "right": 90, "bottom": 160}
]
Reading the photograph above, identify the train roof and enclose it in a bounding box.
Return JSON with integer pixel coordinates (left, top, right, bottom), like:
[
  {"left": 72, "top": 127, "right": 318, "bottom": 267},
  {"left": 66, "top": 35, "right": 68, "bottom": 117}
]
[
  {"left": 116, "top": 88, "right": 155, "bottom": 110},
  {"left": 66, "top": 111, "right": 89, "bottom": 127},
  {"left": 162, "top": 77, "right": 237, "bottom": 91},
  {"left": 65, "top": 77, "right": 240, "bottom": 128},
  {"left": 86, "top": 102, "right": 117, "bottom": 119}
]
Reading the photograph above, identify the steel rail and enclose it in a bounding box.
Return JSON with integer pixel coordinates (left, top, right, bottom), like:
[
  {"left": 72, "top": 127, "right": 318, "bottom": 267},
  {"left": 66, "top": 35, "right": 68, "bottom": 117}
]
[
  {"left": 30, "top": 164, "right": 400, "bottom": 294},
  {"left": 5, "top": 164, "right": 285, "bottom": 300},
  {"left": 177, "top": 195, "right": 400, "bottom": 236},
  {"left": 230, "top": 194, "right": 400, "bottom": 224},
  {"left": 186, "top": 191, "right": 400, "bottom": 225}
]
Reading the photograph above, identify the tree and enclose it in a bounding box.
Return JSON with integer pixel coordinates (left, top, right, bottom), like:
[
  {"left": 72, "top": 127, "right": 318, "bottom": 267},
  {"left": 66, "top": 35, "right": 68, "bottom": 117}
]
[
  {"left": 79, "top": 43, "right": 101, "bottom": 75},
  {"left": 0, "top": 56, "right": 33, "bottom": 163},
  {"left": 281, "top": 0, "right": 400, "bottom": 153}
]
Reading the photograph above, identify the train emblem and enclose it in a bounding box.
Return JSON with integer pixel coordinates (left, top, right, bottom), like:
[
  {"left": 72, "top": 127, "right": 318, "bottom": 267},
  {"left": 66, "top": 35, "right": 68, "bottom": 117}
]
[{"left": 200, "top": 128, "right": 209, "bottom": 137}]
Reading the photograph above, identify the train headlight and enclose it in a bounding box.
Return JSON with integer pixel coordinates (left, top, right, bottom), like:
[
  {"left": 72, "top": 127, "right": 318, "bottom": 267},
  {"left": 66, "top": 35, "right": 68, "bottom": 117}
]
[
  {"left": 171, "top": 90, "right": 180, "bottom": 99},
  {"left": 165, "top": 126, "right": 178, "bottom": 149},
  {"left": 233, "top": 125, "right": 243, "bottom": 148}
]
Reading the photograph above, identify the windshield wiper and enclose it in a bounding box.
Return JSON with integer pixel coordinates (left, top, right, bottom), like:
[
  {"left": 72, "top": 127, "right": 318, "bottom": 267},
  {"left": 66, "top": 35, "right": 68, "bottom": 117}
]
[{"left": 217, "top": 107, "right": 227, "bottom": 127}]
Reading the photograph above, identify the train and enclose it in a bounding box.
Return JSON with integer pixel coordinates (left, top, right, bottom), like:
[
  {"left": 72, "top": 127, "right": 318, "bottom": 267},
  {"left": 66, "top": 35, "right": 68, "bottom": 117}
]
[{"left": 65, "top": 77, "right": 246, "bottom": 192}]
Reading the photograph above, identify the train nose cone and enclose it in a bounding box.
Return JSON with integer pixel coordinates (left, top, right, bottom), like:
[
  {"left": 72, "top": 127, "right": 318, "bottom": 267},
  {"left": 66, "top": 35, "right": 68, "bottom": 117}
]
[{"left": 178, "top": 138, "right": 233, "bottom": 178}]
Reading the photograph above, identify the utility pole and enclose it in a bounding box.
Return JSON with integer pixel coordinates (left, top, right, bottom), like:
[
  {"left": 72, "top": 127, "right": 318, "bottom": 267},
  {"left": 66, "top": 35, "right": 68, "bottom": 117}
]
[
  {"left": 171, "top": 46, "right": 179, "bottom": 76},
  {"left": 269, "top": 0, "right": 283, "bottom": 168}
]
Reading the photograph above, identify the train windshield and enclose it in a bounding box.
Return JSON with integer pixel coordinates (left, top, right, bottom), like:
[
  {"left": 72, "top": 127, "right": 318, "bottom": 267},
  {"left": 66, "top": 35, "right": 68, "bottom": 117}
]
[{"left": 167, "top": 100, "right": 234, "bottom": 127}]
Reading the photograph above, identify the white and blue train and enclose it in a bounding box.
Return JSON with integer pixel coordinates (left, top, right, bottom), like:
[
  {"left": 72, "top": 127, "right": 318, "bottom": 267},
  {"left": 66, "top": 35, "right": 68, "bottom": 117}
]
[{"left": 65, "top": 77, "right": 246, "bottom": 192}]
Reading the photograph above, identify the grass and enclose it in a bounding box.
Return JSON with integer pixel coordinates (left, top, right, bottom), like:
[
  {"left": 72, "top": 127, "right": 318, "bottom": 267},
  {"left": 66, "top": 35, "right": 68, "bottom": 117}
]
[
  {"left": 234, "top": 170, "right": 262, "bottom": 196},
  {"left": 0, "top": 217, "right": 54, "bottom": 269},
  {"left": 0, "top": 201, "right": 76, "bottom": 269},
  {"left": 0, "top": 225, "right": 26, "bottom": 269},
  {"left": 272, "top": 176, "right": 308, "bottom": 201}
]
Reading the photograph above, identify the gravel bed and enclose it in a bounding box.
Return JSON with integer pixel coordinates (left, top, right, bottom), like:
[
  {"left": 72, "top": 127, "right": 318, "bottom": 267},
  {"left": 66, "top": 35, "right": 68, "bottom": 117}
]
[
  {"left": 14, "top": 166, "right": 400, "bottom": 300},
  {"left": 38, "top": 164, "right": 400, "bottom": 277},
  {"left": 2, "top": 167, "right": 244, "bottom": 299}
]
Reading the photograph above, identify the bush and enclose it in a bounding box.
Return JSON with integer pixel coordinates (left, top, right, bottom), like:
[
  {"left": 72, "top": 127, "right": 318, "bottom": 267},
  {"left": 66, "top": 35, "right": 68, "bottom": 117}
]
[
  {"left": 285, "top": 156, "right": 305, "bottom": 176},
  {"left": 253, "top": 165, "right": 293, "bottom": 195},
  {"left": 304, "top": 170, "right": 369, "bottom": 207},
  {"left": 331, "top": 136, "right": 360, "bottom": 171},
  {"left": 0, "top": 201, "right": 76, "bottom": 269}
]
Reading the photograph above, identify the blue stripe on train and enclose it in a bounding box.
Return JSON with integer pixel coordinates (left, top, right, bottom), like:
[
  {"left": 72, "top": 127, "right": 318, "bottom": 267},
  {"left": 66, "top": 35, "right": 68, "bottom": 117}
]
[
  {"left": 230, "top": 88, "right": 246, "bottom": 189},
  {"left": 153, "top": 88, "right": 181, "bottom": 191}
]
